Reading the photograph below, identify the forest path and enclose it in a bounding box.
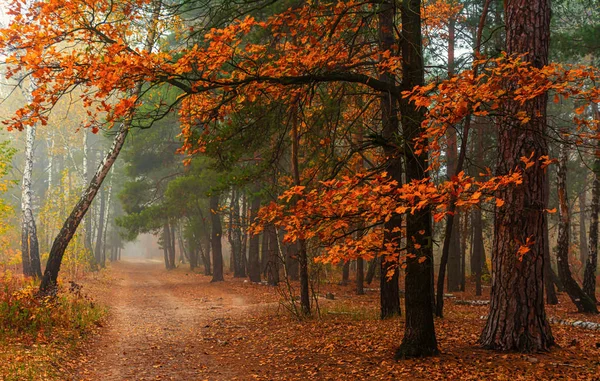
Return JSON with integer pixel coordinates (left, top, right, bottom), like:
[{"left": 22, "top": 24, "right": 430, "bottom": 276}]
[{"left": 75, "top": 259, "right": 257, "bottom": 381}]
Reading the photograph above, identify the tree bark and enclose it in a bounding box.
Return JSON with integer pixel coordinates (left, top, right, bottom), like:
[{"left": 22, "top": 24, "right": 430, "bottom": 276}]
[
  {"left": 555, "top": 141, "right": 597, "bottom": 313},
  {"left": 584, "top": 104, "right": 600, "bottom": 302},
  {"left": 356, "top": 257, "right": 364, "bottom": 295},
  {"left": 21, "top": 117, "right": 42, "bottom": 278},
  {"left": 395, "top": 0, "right": 438, "bottom": 359},
  {"left": 210, "top": 194, "right": 224, "bottom": 282},
  {"left": 480, "top": 0, "right": 554, "bottom": 352}
]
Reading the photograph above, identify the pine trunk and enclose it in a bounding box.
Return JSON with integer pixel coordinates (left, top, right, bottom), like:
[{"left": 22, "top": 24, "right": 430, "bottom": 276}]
[{"left": 480, "top": 0, "right": 554, "bottom": 352}]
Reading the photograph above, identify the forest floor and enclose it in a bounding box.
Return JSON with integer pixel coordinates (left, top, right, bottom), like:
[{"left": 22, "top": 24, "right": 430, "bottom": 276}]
[{"left": 69, "top": 259, "right": 600, "bottom": 380}]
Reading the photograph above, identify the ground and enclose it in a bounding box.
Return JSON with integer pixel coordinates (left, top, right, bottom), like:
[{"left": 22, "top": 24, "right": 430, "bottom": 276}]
[{"left": 66, "top": 259, "right": 600, "bottom": 380}]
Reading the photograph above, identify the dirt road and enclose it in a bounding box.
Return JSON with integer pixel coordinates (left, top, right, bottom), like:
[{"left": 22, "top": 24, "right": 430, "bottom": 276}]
[{"left": 75, "top": 259, "right": 264, "bottom": 381}]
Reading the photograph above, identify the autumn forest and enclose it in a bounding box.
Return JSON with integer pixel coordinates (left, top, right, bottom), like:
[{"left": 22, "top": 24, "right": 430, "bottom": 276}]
[{"left": 0, "top": 0, "right": 599, "bottom": 380}]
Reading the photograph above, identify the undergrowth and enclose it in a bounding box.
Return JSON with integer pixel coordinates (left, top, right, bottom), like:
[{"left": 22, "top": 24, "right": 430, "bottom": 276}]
[{"left": 0, "top": 270, "right": 105, "bottom": 380}]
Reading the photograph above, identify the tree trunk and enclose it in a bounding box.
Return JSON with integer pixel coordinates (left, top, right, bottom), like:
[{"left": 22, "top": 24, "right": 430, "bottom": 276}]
[
  {"left": 247, "top": 192, "right": 262, "bottom": 283},
  {"left": 480, "top": 0, "right": 554, "bottom": 352},
  {"left": 291, "top": 101, "right": 310, "bottom": 315},
  {"left": 169, "top": 220, "right": 176, "bottom": 268},
  {"left": 472, "top": 208, "right": 484, "bottom": 296},
  {"left": 395, "top": 0, "right": 438, "bottom": 359},
  {"left": 40, "top": 121, "right": 130, "bottom": 293},
  {"left": 231, "top": 189, "right": 245, "bottom": 277},
  {"left": 341, "top": 261, "right": 350, "bottom": 285},
  {"left": 101, "top": 167, "right": 114, "bottom": 267},
  {"left": 460, "top": 210, "right": 469, "bottom": 291},
  {"left": 83, "top": 131, "right": 93, "bottom": 257},
  {"left": 580, "top": 186, "right": 589, "bottom": 269},
  {"left": 285, "top": 242, "right": 299, "bottom": 281},
  {"left": 378, "top": 0, "right": 401, "bottom": 320},
  {"left": 356, "top": 257, "right": 364, "bottom": 295},
  {"left": 445, "top": 16, "right": 461, "bottom": 292},
  {"left": 366, "top": 256, "right": 378, "bottom": 285},
  {"left": 544, "top": 171, "right": 559, "bottom": 305},
  {"left": 210, "top": 194, "right": 224, "bottom": 282},
  {"left": 163, "top": 223, "right": 172, "bottom": 270},
  {"left": 94, "top": 185, "right": 106, "bottom": 268},
  {"left": 555, "top": 141, "right": 597, "bottom": 313},
  {"left": 266, "top": 225, "right": 279, "bottom": 286},
  {"left": 584, "top": 105, "right": 600, "bottom": 302},
  {"left": 21, "top": 119, "right": 42, "bottom": 278}
]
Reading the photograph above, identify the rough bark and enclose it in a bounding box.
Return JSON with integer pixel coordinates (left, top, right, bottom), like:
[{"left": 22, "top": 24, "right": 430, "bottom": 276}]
[
  {"left": 480, "top": 0, "right": 554, "bottom": 352},
  {"left": 395, "top": 0, "right": 438, "bottom": 359},
  {"left": 555, "top": 141, "right": 597, "bottom": 313},
  {"left": 210, "top": 194, "right": 224, "bottom": 282}
]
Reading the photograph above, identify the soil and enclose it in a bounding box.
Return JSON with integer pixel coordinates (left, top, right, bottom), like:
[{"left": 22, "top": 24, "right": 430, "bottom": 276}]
[{"left": 74, "top": 259, "right": 275, "bottom": 381}]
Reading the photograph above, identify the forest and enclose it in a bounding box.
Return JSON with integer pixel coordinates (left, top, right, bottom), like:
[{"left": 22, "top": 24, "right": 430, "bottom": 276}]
[{"left": 0, "top": 0, "right": 599, "bottom": 379}]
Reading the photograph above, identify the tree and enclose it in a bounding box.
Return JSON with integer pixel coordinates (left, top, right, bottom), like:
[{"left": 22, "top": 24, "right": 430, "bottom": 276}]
[
  {"left": 555, "top": 139, "right": 597, "bottom": 313},
  {"left": 210, "top": 193, "right": 224, "bottom": 282},
  {"left": 395, "top": 0, "right": 438, "bottom": 359},
  {"left": 20, "top": 84, "right": 42, "bottom": 278},
  {"left": 480, "top": 0, "right": 554, "bottom": 352}
]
